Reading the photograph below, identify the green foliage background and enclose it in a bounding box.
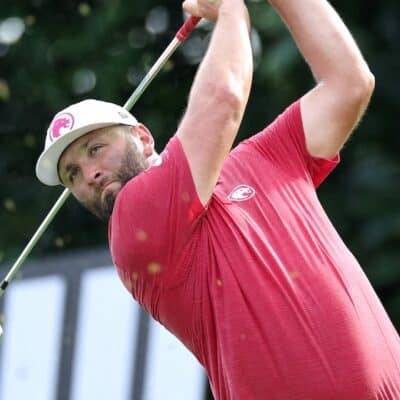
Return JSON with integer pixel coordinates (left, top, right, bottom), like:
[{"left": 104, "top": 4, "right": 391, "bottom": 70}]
[{"left": 0, "top": 0, "right": 399, "bottom": 331}]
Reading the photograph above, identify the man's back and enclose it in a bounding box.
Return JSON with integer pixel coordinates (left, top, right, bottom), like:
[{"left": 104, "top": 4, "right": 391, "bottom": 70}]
[{"left": 110, "top": 102, "right": 400, "bottom": 399}]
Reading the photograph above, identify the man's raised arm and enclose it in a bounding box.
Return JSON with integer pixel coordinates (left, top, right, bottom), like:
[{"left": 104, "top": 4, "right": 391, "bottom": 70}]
[
  {"left": 178, "top": 0, "right": 253, "bottom": 205},
  {"left": 269, "top": 0, "right": 375, "bottom": 159}
]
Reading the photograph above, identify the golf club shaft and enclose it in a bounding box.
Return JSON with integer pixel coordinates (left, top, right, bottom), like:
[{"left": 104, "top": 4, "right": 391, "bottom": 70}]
[
  {"left": 0, "top": 16, "right": 201, "bottom": 298},
  {"left": 124, "top": 16, "right": 201, "bottom": 110},
  {"left": 0, "top": 187, "right": 71, "bottom": 295}
]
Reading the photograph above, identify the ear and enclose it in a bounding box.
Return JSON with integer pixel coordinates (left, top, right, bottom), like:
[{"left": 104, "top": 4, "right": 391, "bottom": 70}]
[{"left": 131, "top": 124, "right": 155, "bottom": 157}]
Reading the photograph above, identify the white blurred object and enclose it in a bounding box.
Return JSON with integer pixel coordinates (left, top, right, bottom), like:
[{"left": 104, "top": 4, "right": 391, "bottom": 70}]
[{"left": 0, "top": 17, "right": 25, "bottom": 45}]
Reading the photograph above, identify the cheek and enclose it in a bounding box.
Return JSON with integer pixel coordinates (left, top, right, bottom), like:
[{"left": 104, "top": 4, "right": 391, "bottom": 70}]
[
  {"left": 108, "top": 153, "right": 125, "bottom": 168},
  {"left": 104, "top": 146, "right": 128, "bottom": 169},
  {"left": 72, "top": 182, "right": 92, "bottom": 203}
]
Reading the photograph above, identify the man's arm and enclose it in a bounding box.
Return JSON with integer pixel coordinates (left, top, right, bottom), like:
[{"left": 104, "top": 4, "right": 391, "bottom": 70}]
[
  {"left": 178, "top": 0, "right": 253, "bottom": 205},
  {"left": 269, "top": 0, "right": 375, "bottom": 159}
]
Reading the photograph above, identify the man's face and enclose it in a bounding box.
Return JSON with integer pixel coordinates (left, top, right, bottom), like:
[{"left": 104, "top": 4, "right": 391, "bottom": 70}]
[{"left": 58, "top": 125, "right": 151, "bottom": 220}]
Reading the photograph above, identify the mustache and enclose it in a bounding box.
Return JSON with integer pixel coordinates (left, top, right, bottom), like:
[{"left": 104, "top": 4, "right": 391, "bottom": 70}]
[{"left": 94, "top": 176, "right": 113, "bottom": 195}]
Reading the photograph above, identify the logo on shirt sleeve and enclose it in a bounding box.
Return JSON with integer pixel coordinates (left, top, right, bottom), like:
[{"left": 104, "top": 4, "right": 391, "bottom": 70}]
[{"left": 228, "top": 185, "right": 256, "bottom": 202}]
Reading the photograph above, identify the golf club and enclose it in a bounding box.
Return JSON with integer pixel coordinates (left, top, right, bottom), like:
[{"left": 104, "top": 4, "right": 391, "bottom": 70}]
[{"left": 0, "top": 15, "right": 201, "bottom": 337}]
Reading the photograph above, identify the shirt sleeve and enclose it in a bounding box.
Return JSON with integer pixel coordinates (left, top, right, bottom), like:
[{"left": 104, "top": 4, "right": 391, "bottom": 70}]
[
  {"left": 245, "top": 100, "right": 340, "bottom": 188},
  {"left": 108, "top": 136, "right": 205, "bottom": 296}
]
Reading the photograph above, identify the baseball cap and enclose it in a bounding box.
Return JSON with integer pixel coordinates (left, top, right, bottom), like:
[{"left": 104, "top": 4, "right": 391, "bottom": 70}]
[{"left": 36, "top": 99, "right": 139, "bottom": 186}]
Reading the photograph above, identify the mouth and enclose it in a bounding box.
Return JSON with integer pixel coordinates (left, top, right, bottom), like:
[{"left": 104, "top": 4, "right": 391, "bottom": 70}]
[{"left": 101, "top": 181, "right": 120, "bottom": 199}]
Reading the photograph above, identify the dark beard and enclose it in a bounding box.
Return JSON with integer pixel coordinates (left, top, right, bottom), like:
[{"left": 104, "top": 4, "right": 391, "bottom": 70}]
[{"left": 83, "top": 145, "right": 147, "bottom": 221}]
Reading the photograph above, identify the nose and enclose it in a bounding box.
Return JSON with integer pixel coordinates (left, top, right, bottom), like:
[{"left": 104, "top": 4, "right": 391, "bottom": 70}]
[{"left": 83, "top": 163, "right": 103, "bottom": 186}]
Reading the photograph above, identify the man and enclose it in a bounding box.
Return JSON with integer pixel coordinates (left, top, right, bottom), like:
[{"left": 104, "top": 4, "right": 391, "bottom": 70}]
[{"left": 36, "top": 0, "right": 400, "bottom": 399}]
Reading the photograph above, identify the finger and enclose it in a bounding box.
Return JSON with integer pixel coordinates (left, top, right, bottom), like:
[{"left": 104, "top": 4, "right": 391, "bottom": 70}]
[{"left": 182, "top": 0, "right": 200, "bottom": 16}]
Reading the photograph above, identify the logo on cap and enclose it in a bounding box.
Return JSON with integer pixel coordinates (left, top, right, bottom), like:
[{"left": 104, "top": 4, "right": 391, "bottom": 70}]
[
  {"left": 49, "top": 113, "right": 75, "bottom": 142},
  {"left": 228, "top": 185, "right": 256, "bottom": 202}
]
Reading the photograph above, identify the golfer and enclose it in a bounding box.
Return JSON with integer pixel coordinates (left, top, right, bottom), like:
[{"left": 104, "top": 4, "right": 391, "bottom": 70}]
[{"left": 36, "top": 0, "right": 400, "bottom": 398}]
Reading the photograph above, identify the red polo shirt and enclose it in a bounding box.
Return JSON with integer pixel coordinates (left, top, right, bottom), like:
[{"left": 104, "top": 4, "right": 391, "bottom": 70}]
[{"left": 109, "top": 101, "right": 400, "bottom": 399}]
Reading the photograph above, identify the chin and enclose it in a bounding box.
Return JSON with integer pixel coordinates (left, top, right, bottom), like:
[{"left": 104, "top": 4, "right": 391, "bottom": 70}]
[{"left": 97, "top": 188, "right": 118, "bottom": 221}]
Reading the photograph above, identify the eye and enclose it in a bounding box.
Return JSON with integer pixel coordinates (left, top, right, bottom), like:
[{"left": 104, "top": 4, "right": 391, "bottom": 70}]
[{"left": 89, "top": 144, "right": 103, "bottom": 157}]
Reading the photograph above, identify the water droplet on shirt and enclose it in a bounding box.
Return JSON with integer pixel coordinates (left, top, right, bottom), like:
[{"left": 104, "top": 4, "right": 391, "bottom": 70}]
[
  {"left": 131, "top": 272, "right": 139, "bottom": 281},
  {"left": 289, "top": 271, "right": 299, "bottom": 279},
  {"left": 136, "top": 229, "right": 148, "bottom": 242},
  {"left": 181, "top": 191, "right": 190, "bottom": 203},
  {"left": 147, "top": 262, "right": 161, "bottom": 274}
]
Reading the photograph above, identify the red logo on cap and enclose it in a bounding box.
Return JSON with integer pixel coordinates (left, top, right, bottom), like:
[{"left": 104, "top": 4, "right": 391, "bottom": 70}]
[{"left": 49, "top": 113, "right": 75, "bottom": 142}]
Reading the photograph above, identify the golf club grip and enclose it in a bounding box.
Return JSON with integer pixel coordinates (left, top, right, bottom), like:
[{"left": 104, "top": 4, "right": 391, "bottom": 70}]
[{"left": 176, "top": 16, "right": 201, "bottom": 42}]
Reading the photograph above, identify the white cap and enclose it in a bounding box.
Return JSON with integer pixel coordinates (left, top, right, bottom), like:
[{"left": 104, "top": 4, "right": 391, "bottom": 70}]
[{"left": 36, "top": 99, "right": 138, "bottom": 186}]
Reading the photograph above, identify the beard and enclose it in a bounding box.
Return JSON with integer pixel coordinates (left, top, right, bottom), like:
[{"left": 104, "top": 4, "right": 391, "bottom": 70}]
[{"left": 82, "top": 144, "right": 148, "bottom": 221}]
